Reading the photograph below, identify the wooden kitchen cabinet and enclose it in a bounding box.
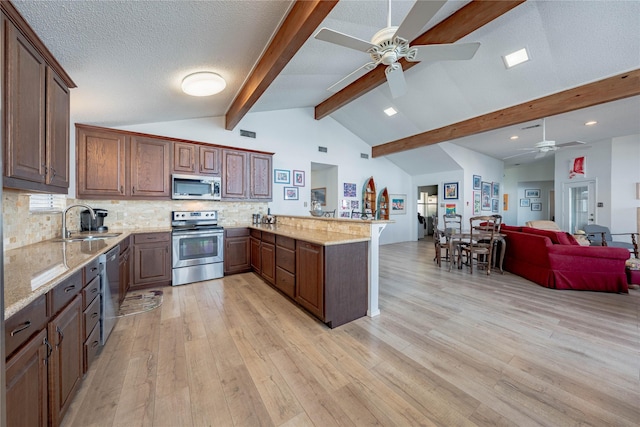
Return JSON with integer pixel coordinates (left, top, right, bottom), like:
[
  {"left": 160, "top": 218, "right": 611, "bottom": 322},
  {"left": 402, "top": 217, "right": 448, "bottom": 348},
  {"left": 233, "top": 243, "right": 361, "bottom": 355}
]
[
  {"left": 3, "top": 17, "right": 70, "bottom": 193},
  {"left": 250, "top": 230, "right": 262, "bottom": 273},
  {"left": 224, "top": 228, "right": 251, "bottom": 275},
  {"left": 132, "top": 232, "right": 172, "bottom": 288},
  {"left": 275, "top": 235, "right": 296, "bottom": 298},
  {"left": 295, "top": 241, "right": 324, "bottom": 319},
  {"left": 76, "top": 125, "right": 128, "bottom": 198},
  {"left": 249, "top": 152, "right": 272, "bottom": 199},
  {"left": 130, "top": 136, "right": 171, "bottom": 198},
  {"left": 221, "top": 148, "right": 248, "bottom": 199},
  {"left": 5, "top": 329, "right": 49, "bottom": 427},
  {"left": 173, "top": 142, "right": 221, "bottom": 176},
  {"left": 119, "top": 236, "right": 132, "bottom": 302},
  {"left": 48, "top": 294, "right": 83, "bottom": 427},
  {"left": 260, "top": 232, "right": 276, "bottom": 285}
]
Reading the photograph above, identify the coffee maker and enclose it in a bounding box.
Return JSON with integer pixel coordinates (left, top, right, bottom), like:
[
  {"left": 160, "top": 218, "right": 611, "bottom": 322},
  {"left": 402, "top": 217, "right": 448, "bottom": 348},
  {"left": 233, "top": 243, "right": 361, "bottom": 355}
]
[{"left": 80, "top": 208, "right": 109, "bottom": 232}]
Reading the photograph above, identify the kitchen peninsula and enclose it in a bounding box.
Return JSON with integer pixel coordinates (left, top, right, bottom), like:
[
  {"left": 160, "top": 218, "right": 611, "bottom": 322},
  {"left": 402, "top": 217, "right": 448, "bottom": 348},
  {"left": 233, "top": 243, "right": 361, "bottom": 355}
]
[{"left": 242, "top": 214, "right": 390, "bottom": 327}]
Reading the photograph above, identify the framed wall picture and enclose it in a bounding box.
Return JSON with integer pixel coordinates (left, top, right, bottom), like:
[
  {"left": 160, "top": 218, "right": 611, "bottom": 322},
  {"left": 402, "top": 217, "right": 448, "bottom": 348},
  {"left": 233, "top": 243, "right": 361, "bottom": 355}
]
[
  {"left": 390, "top": 194, "right": 407, "bottom": 214},
  {"left": 531, "top": 202, "right": 542, "bottom": 211},
  {"left": 525, "top": 189, "right": 540, "bottom": 198},
  {"left": 445, "top": 204, "right": 456, "bottom": 215},
  {"left": 274, "top": 169, "right": 290, "bottom": 184},
  {"left": 473, "top": 191, "right": 481, "bottom": 215},
  {"left": 283, "top": 187, "right": 298, "bottom": 200},
  {"left": 443, "top": 182, "right": 458, "bottom": 200},
  {"left": 473, "top": 175, "right": 481, "bottom": 190},
  {"left": 491, "top": 198, "right": 499, "bottom": 213},
  {"left": 343, "top": 183, "right": 357, "bottom": 197},
  {"left": 520, "top": 198, "right": 530, "bottom": 207},
  {"left": 481, "top": 181, "right": 491, "bottom": 210},
  {"left": 293, "top": 170, "right": 305, "bottom": 187},
  {"left": 503, "top": 194, "right": 509, "bottom": 211},
  {"left": 311, "top": 187, "right": 326, "bottom": 205},
  {"left": 492, "top": 182, "right": 500, "bottom": 198}
]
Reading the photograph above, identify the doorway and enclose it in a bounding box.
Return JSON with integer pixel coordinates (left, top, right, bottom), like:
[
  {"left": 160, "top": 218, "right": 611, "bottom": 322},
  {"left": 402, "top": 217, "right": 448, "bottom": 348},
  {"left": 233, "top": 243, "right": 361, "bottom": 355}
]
[
  {"left": 417, "top": 185, "right": 438, "bottom": 238},
  {"left": 562, "top": 180, "right": 596, "bottom": 233},
  {"left": 310, "top": 162, "right": 338, "bottom": 212}
]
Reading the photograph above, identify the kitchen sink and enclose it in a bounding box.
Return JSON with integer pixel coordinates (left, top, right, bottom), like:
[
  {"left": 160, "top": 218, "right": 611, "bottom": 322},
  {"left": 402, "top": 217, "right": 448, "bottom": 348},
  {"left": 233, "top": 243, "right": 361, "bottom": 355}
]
[{"left": 53, "top": 232, "right": 122, "bottom": 242}]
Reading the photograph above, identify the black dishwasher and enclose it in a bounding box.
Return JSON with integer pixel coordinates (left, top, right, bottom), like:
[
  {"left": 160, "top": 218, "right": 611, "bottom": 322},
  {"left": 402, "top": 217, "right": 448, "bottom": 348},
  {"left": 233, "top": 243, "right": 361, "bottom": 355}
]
[{"left": 99, "top": 245, "right": 120, "bottom": 345}]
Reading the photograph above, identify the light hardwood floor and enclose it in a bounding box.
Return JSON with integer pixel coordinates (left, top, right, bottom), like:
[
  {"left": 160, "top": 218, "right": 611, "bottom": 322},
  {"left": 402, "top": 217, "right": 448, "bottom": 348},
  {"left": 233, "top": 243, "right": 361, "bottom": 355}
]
[{"left": 62, "top": 238, "right": 640, "bottom": 426}]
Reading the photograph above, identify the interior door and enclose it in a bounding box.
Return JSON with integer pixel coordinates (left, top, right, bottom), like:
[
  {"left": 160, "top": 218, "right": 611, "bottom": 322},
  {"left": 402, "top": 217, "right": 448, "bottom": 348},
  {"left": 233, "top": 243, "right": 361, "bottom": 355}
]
[{"left": 562, "top": 180, "right": 596, "bottom": 233}]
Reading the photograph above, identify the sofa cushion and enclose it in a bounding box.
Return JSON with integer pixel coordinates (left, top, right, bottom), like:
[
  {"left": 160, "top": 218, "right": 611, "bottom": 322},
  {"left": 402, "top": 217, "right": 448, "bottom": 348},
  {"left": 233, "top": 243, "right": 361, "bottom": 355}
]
[{"left": 520, "top": 227, "right": 577, "bottom": 245}]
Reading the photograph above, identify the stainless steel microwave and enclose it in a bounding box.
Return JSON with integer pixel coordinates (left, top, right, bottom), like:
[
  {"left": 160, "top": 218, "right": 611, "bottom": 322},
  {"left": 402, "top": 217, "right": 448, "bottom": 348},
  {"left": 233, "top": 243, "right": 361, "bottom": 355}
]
[{"left": 171, "top": 174, "right": 221, "bottom": 200}]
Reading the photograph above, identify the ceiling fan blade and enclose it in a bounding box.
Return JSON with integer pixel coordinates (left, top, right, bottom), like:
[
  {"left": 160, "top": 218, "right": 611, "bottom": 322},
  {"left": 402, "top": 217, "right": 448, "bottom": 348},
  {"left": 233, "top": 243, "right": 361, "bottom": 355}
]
[
  {"left": 503, "top": 151, "right": 535, "bottom": 160},
  {"left": 385, "top": 63, "right": 407, "bottom": 98},
  {"left": 314, "top": 27, "right": 375, "bottom": 53},
  {"left": 394, "top": 0, "right": 447, "bottom": 42},
  {"left": 327, "top": 61, "right": 378, "bottom": 93},
  {"left": 556, "top": 140, "right": 586, "bottom": 148},
  {"left": 535, "top": 151, "right": 548, "bottom": 159},
  {"left": 406, "top": 42, "right": 481, "bottom": 62}
]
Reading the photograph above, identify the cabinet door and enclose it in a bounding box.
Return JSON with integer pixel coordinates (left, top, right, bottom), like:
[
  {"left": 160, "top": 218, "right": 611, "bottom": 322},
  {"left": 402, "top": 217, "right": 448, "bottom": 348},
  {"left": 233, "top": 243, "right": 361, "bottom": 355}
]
[
  {"left": 46, "top": 68, "right": 70, "bottom": 189},
  {"left": 130, "top": 136, "right": 171, "bottom": 198},
  {"left": 172, "top": 141, "right": 197, "bottom": 174},
  {"left": 250, "top": 236, "right": 261, "bottom": 273},
  {"left": 119, "top": 247, "right": 131, "bottom": 303},
  {"left": 132, "top": 238, "right": 172, "bottom": 287},
  {"left": 224, "top": 231, "right": 251, "bottom": 275},
  {"left": 4, "top": 20, "right": 46, "bottom": 184},
  {"left": 5, "top": 329, "right": 48, "bottom": 427},
  {"left": 221, "top": 149, "right": 247, "bottom": 199},
  {"left": 249, "top": 153, "right": 272, "bottom": 199},
  {"left": 295, "top": 241, "right": 324, "bottom": 319},
  {"left": 48, "top": 295, "right": 83, "bottom": 427},
  {"left": 76, "top": 126, "right": 127, "bottom": 198},
  {"left": 260, "top": 241, "right": 276, "bottom": 285},
  {"left": 199, "top": 146, "right": 221, "bottom": 175}
]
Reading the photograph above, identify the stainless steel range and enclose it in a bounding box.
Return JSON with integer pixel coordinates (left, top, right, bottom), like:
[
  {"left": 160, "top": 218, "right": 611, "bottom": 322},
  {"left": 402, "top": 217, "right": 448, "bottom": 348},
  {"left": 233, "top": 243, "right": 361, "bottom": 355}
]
[{"left": 171, "top": 210, "right": 224, "bottom": 286}]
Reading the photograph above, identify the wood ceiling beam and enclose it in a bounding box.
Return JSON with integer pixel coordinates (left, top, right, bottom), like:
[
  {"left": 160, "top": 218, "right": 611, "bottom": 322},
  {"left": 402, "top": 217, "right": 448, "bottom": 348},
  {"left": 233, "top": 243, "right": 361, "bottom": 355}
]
[
  {"left": 372, "top": 69, "right": 640, "bottom": 158},
  {"left": 225, "top": 0, "right": 338, "bottom": 130},
  {"left": 314, "top": 0, "right": 525, "bottom": 120}
]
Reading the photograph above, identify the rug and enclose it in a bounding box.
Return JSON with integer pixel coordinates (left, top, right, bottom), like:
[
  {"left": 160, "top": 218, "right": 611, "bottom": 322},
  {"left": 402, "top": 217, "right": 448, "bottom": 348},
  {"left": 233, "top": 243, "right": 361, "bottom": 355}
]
[{"left": 118, "top": 289, "right": 163, "bottom": 317}]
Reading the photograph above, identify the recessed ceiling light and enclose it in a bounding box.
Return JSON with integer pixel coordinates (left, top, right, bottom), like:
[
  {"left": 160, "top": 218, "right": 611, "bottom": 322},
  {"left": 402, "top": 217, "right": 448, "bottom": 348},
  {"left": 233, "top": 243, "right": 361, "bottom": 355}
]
[
  {"left": 510, "top": 135, "right": 519, "bottom": 140},
  {"left": 181, "top": 72, "right": 226, "bottom": 96},
  {"left": 585, "top": 120, "right": 598, "bottom": 126},
  {"left": 384, "top": 107, "right": 397, "bottom": 116},
  {"left": 503, "top": 48, "right": 529, "bottom": 69}
]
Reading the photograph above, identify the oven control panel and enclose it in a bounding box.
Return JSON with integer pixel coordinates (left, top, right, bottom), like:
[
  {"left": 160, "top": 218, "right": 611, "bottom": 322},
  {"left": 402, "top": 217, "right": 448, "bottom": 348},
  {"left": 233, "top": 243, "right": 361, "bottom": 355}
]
[{"left": 172, "top": 210, "right": 218, "bottom": 221}]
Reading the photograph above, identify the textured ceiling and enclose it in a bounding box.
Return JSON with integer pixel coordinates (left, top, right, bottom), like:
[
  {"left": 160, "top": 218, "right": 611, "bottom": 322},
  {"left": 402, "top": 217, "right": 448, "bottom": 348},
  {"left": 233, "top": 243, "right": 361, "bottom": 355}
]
[{"left": 12, "top": 0, "right": 640, "bottom": 169}]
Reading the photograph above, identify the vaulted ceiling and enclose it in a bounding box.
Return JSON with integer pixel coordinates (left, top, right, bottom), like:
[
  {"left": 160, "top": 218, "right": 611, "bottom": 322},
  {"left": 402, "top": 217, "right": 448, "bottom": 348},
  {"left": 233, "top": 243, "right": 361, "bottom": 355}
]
[{"left": 13, "top": 0, "right": 640, "bottom": 170}]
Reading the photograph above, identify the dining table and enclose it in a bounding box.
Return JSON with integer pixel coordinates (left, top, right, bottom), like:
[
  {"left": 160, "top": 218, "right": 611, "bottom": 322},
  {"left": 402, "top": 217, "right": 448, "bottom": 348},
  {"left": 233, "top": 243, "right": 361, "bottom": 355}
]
[{"left": 442, "top": 229, "right": 507, "bottom": 273}]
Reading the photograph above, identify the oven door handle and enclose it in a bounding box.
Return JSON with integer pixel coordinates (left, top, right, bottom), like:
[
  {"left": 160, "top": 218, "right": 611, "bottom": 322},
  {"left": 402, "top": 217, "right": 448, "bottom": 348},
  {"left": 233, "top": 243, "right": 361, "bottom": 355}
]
[{"left": 172, "top": 230, "right": 223, "bottom": 238}]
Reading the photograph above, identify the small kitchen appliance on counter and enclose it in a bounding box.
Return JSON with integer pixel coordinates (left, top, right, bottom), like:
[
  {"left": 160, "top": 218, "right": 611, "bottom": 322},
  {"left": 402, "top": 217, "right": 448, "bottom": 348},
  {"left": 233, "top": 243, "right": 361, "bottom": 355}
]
[
  {"left": 171, "top": 210, "right": 224, "bottom": 286},
  {"left": 81, "top": 208, "right": 109, "bottom": 232}
]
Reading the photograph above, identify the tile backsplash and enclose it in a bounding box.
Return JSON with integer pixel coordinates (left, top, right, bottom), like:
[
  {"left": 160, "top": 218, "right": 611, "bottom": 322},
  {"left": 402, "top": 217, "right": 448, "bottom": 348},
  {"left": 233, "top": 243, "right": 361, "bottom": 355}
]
[{"left": 3, "top": 189, "right": 267, "bottom": 250}]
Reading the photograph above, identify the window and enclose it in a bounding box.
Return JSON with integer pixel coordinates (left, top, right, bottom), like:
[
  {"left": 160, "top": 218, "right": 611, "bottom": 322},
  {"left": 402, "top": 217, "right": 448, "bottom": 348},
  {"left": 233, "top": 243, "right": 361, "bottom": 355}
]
[{"left": 29, "top": 193, "right": 66, "bottom": 213}]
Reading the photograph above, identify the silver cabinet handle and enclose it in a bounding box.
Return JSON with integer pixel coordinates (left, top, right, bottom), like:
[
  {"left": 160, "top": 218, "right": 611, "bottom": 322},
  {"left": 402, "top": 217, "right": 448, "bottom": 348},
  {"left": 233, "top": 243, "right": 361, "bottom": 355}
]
[{"left": 10, "top": 321, "right": 31, "bottom": 336}]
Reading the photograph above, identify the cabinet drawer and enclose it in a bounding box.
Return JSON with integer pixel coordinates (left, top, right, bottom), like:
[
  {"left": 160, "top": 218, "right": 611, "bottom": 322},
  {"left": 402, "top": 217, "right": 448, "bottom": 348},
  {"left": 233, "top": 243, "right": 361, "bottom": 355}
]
[
  {"left": 262, "top": 232, "right": 275, "bottom": 244},
  {"left": 250, "top": 229, "right": 261, "bottom": 239},
  {"left": 276, "top": 246, "right": 295, "bottom": 273},
  {"left": 49, "top": 270, "right": 82, "bottom": 316},
  {"left": 84, "top": 321, "right": 101, "bottom": 372},
  {"left": 226, "top": 227, "right": 249, "bottom": 238},
  {"left": 83, "top": 275, "right": 101, "bottom": 309},
  {"left": 83, "top": 258, "right": 101, "bottom": 285},
  {"left": 5, "top": 295, "right": 48, "bottom": 358},
  {"left": 276, "top": 235, "right": 295, "bottom": 250},
  {"left": 134, "top": 232, "right": 170, "bottom": 244},
  {"left": 275, "top": 267, "right": 295, "bottom": 298},
  {"left": 83, "top": 295, "right": 101, "bottom": 340}
]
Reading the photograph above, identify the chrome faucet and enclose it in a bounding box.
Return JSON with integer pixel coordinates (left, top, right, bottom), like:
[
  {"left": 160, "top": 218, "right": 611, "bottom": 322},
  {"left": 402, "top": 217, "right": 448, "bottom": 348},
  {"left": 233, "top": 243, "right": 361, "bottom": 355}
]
[{"left": 61, "top": 204, "right": 95, "bottom": 239}]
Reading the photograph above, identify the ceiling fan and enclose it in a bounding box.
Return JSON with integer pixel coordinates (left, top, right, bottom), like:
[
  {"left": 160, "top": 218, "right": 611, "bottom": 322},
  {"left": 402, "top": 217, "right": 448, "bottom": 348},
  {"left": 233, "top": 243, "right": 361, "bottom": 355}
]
[
  {"left": 504, "top": 118, "right": 587, "bottom": 160},
  {"left": 314, "top": 0, "right": 480, "bottom": 98}
]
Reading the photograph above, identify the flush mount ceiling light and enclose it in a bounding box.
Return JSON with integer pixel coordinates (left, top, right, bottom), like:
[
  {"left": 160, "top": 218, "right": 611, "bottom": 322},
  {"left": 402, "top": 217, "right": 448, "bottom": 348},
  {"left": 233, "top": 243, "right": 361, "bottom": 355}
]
[
  {"left": 510, "top": 135, "right": 519, "bottom": 140},
  {"left": 181, "top": 72, "right": 226, "bottom": 96},
  {"left": 503, "top": 47, "right": 529, "bottom": 69},
  {"left": 384, "top": 107, "right": 398, "bottom": 116},
  {"left": 585, "top": 120, "right": 598, "bottom": 126}
]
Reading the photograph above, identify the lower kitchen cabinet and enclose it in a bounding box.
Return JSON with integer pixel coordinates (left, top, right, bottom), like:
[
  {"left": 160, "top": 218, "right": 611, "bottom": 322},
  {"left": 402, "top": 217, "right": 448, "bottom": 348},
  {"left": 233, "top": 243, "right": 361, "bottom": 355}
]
[
  {"left": 119, "top": 236, "right": 132, "bottom": 301},
  {"left": 5, "top": 329, "right": 49, "bottom": 427},
  {"left": 224, "top": 228, "right": 251, "bottom": 275},
  {"left": 132, "top": 232, "right": 171, "bottom": 289},
  {"left": 250, "top": 230, "right": 261, "bottom": 273},
  {"left": 48, "top": 294, "right": 83, "bottom": 427},
  {"left": 260, "top": 232, "right": 276, "bottom": 285},
  {"left": 295, "top": 241, "right": 324, "bottom": 319}
]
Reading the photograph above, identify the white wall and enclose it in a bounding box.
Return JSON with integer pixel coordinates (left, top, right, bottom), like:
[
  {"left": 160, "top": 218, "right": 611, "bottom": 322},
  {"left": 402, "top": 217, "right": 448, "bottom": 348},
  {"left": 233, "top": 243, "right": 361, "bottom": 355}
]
[
  {"left": 114, "top": 108, "right": 413, "bottom": 244},
  {"left": 611, "top": 134, "right": 640, "bottom": 235},
  {"left": 503, "top": 158, "right": 554, "bottom": 225}
]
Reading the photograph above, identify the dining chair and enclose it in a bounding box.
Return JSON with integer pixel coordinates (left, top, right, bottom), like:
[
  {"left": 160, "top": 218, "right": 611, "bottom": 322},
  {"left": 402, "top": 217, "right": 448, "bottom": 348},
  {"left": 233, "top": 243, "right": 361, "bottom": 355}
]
[
  {"left": 431, "top": 214, "right": 447, "bottom": 267},
  {"left": 460, "top": 215, "right": 498, "bottom": 274},
  {"left": 442, "top": 213, "right": 463, "bottom": 263},
  {"left": 584, "top": 224, "right": 638, "bottom": 258}
]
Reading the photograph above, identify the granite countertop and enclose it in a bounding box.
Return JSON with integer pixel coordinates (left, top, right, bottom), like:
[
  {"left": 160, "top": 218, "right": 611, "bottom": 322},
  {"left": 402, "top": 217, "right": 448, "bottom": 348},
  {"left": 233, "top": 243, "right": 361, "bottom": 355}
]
[
  {"left": 3, "top": 226, "right": 172, "bottom": 319},
  {"left": 248, "top": 223, "right": 370, "bottom": 246}
]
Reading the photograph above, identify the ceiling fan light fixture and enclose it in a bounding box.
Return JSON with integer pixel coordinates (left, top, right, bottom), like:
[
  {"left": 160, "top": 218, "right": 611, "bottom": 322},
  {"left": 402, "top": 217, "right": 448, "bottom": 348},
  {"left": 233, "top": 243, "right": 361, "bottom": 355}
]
[
  {"left": 181, "top": 72, "right": 226, "bottom": 96},
  {"left": 384, "top": 107, "right": 398, "bottom": 116},
  {"left": 503, "top": 47, "right": 529, "bottom": 69}
]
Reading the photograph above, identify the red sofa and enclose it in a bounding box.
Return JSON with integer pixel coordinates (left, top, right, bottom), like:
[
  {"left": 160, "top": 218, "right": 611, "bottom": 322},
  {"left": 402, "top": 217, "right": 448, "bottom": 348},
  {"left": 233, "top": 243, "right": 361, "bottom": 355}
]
[{"left": 501, "top": 224, "right": 630, "bottom": 293}]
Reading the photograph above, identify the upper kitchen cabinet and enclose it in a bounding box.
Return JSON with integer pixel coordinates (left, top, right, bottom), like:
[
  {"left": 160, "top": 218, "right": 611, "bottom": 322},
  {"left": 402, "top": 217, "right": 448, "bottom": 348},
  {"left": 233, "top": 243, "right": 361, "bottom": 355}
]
[
  {"left": 222, "top": 149, "right": 273, "bottom": 201},
  {"left": 130, "top": 136, "right": 170, "bottom": 198},
  {"left": 249, "top": 153, "right": 272, "bottom": 200},
  {"left": 77, "top": 125, "right": 127, "bottom": 199},
  {"left": 2, "top": 7, "right": 74, "bottom": 194},
  {"left": 173, "top": 142, "right": 220, "bottom": 176}
]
